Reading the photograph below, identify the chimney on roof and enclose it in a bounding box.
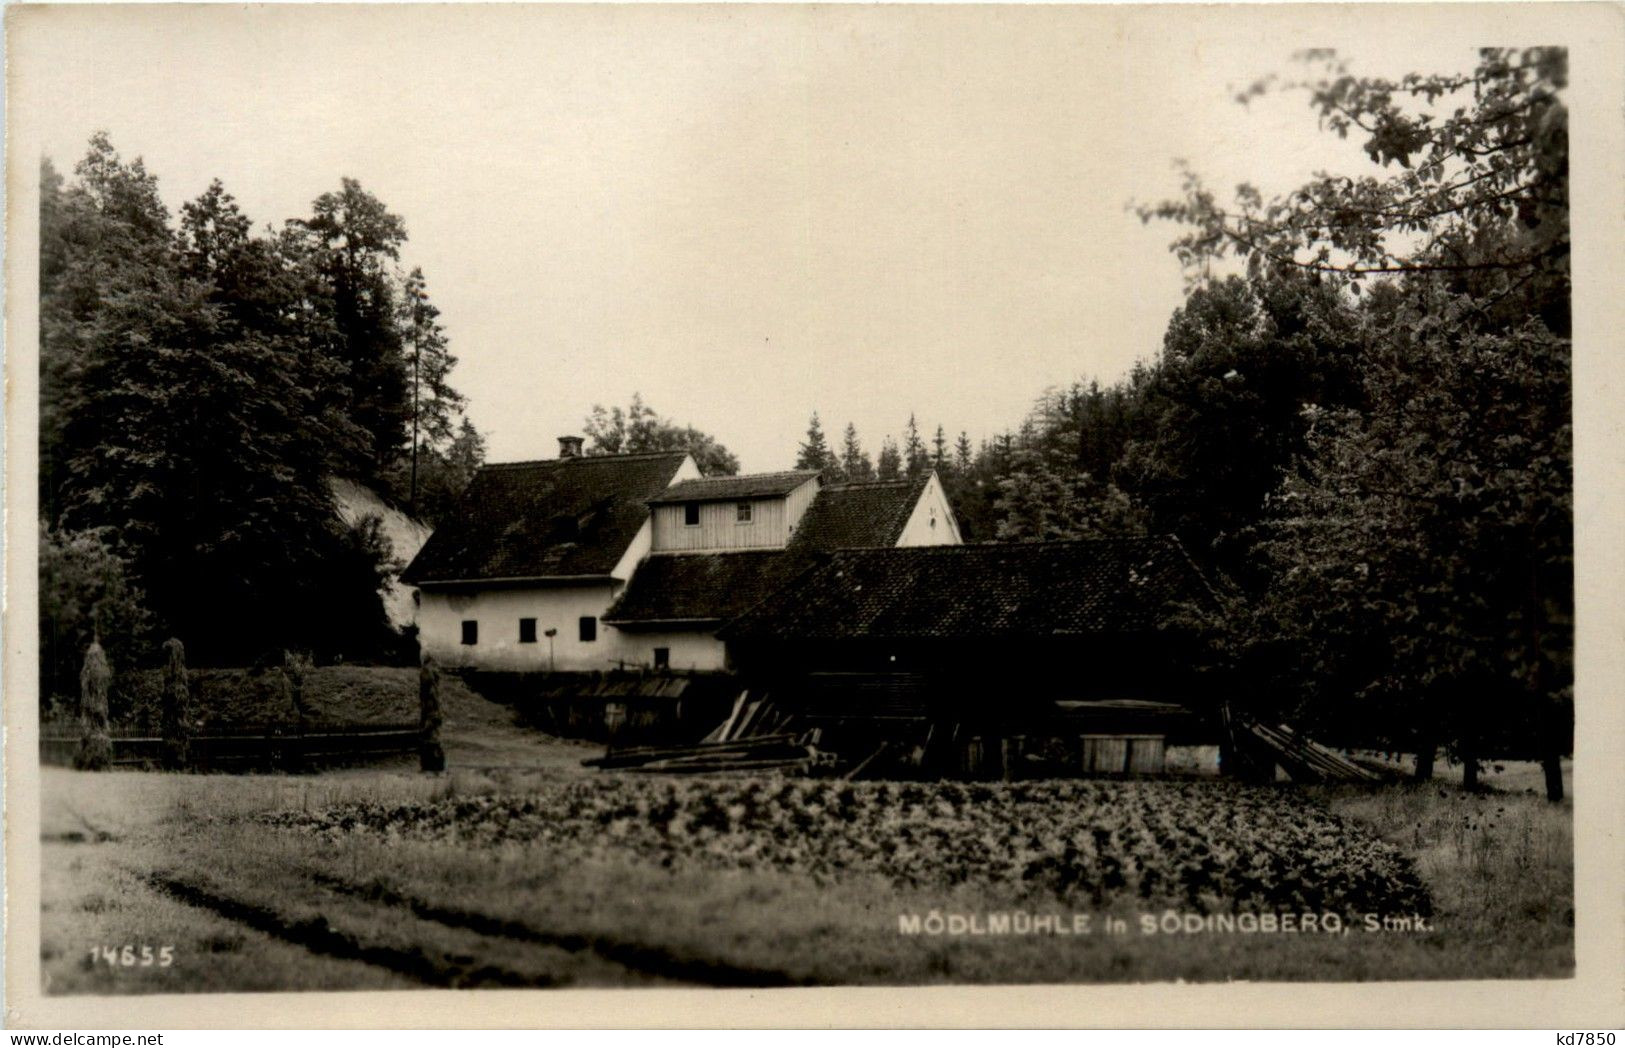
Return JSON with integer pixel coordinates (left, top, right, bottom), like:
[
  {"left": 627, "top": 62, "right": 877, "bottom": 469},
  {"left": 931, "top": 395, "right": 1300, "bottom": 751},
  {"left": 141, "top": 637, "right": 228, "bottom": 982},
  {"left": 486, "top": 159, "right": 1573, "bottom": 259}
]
[{"left": 558, "top": 435, "right": 584, "bottom": 459}]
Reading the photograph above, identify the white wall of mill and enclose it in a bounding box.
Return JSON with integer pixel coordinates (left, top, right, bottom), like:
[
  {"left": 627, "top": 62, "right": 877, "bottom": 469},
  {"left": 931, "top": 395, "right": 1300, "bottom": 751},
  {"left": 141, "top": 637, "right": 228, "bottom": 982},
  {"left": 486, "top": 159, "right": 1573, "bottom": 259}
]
[
  {"left": 613, "top": 628, "right": 728, "bottom": 673},
  {"left": 419, "top": 585, "right": 620, "bottom": 672},
  {"left": 896, "top": 473, "right": 964, "bottom": 546},
  {"left": 417, "top": 585, "right": 729, "bottom": 673}
]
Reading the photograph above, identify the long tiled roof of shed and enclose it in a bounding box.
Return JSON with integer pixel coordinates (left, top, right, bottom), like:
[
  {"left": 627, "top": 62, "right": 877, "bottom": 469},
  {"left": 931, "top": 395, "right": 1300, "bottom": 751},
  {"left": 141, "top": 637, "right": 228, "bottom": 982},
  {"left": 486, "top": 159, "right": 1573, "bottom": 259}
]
[
  {"left": 721, "top": 537, "right": 1219, "bottom": 641},
  {"left": 603, "top": 550, "right": 800, "bottom": 625}
]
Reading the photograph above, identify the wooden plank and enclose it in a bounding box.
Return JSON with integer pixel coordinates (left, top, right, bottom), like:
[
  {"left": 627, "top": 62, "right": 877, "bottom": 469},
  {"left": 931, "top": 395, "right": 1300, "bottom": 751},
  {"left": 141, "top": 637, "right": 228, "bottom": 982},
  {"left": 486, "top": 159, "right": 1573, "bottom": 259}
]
[
  {"left": 841, "top": 743, "right": 890, "bottom": 781},
  {"left": 583, "top": 733, "right": 797, "bottom": 767},
  {"left": 714, "top": 690, "right": 751, "bottom": 742},
  {"left": 1298, "top": 734, "right": 1379, "bottom": 780},
  {"left": 1244, "top": 721, "right": 1377, "bottom": 783},
  {"left": 1126, "top": 735, "right": 1166, "bottom": 774},
  {"left": 733, "top": 696, "right": 784, "bottom": 739},
  {"left": 629, "top": 750, "right": 815, "bottom": 774},
  {"left": 731, "top": 697, "right": 765, "bottom": 740},
  {"left": 1081, "top": 735, "right": 1129, "bottom": 775},
  {"left": 964, "top": 736, "right": 985, "bottom": 778}
]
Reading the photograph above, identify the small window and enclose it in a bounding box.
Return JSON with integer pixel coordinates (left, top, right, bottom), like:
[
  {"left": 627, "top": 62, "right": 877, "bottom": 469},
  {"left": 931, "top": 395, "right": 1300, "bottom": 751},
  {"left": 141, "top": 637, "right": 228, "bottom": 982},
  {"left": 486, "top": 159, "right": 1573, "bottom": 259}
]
[
  {"left": 461, "top": 620, "right": 478, "bottom": 646},
  {"left": 653, "top": 647, "right": 670, "bottom": 670},
  {"left": 579, "top": 616, "right": 597, "bottom": 643},
  {"left": 683, "top": 502, "right": 701, "bottom": 526},
  {"left": 736, "top": 501, "right": 753, "bottom": 523},
  {"left": 519, "top": 618, "right": 537, "bottom": 643}
]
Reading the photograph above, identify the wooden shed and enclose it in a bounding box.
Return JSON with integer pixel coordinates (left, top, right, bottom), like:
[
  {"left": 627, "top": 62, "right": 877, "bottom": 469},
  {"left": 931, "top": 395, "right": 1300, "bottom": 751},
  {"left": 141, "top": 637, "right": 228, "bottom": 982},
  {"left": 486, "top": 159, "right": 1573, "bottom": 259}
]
[{"left": 718, "top": 537, "right": 1224, "bottom": 778}]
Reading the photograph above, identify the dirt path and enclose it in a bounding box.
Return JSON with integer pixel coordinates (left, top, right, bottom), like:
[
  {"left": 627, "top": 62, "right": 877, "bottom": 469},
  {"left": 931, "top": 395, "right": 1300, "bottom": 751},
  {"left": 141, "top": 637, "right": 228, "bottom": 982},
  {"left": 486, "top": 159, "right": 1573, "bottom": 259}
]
[
  {"left": 144, "top": 872, "right": 586, "bottom": 989},
  {"left": 136, "top": 864, "right": 807, "bottom": 989},
  {"left": 308, "top": 873, "right": 812, "bottom": 987}
]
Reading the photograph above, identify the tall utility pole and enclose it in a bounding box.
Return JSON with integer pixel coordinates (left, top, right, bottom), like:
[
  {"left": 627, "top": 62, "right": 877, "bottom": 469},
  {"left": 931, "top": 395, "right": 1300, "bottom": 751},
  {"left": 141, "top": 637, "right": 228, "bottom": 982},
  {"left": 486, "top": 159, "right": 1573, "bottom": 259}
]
[{"left": 409, "top": 281, "right": 422, "bottom": 513}]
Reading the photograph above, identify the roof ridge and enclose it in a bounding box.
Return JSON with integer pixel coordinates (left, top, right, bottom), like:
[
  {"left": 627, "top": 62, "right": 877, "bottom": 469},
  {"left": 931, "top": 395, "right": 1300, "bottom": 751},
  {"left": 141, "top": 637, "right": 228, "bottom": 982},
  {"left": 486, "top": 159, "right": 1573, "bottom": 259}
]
[
  {"left": 647, "top": 548, "right": 787, "bottom": 558},
  {"left": 570, "top": 450, "right": 691, "bottom": 462},
  {"left": 481, "top": 449, "right": 689, "bottom": 470},
  {"left": 650, "top": 470, "right": 821, "bottom": 504},
  {"left": 827, "top": 536, "right": 1176, "bottom": 554},
  {"left": 675, "top": 468, "right": 819, "bottom": 481},
  {"left": 823, "top": 478, "right": 910, "bottom": 489}
]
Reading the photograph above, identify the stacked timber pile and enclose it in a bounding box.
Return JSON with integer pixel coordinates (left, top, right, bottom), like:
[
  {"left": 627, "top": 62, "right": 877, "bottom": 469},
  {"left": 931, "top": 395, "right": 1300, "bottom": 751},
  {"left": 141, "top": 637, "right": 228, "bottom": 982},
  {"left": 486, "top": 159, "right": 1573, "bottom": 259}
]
[
  {"left": 584, "top": 690, "right": 828, "bottom": 774},
  {"left": 1222, "top": 706, "right": 1380, "bottom": 783},
  {"left": 582, "top": 732, "right": 829, "bottom": 774},
  {"left": 702, "top": 690, "right": 796, "bottom": 743}
]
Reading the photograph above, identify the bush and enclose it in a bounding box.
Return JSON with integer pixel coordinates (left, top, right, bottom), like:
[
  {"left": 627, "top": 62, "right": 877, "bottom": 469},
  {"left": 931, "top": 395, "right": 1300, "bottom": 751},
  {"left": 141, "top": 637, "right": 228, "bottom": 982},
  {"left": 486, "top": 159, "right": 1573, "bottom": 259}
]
[{"left": 39, "top": 525, "right": 155, "bottom": 720}]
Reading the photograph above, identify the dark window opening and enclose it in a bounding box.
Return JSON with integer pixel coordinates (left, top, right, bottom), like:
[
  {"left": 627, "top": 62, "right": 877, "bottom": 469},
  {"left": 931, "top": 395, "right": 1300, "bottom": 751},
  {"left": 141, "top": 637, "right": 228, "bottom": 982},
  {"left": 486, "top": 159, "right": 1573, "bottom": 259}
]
[
  {"left": 736, "top": 501, "right": 753, "bottom": 523},
  {"left": 683, "top": 502, "right": 701, "bottom": 526},
  {"left": 653, "top": 647, "right": 670, "bottom": 670},
  {"left": 461, "top": 620, "right": 478, "bottom": 646},
  {"left": 519, "top": 618, "right": 537, "bottom": 643},
  {"left": 579, "top": 616, "right": 597, "bottom": 643}
]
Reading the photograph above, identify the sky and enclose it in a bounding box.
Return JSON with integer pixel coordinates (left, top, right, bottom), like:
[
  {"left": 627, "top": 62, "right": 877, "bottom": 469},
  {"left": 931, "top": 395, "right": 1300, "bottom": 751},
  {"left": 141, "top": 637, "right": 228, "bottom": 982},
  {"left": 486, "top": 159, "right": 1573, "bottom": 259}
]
[{"left": 13, "top": 5, "right": 1485, "bottom": 472}]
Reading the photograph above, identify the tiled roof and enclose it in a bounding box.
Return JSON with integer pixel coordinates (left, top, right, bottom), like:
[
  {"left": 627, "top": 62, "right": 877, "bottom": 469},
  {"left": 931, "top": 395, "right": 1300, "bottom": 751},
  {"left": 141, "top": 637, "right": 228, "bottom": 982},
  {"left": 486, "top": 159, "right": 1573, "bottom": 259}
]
[
  {"left": 721, "top": 537, "right": 1219, "bottom": 641},
  {"left": 603, "top": 551, "right": 798, "bottom": 625},
  {"left": 648, "top": 471, "right": 819, "bottom": 505},
  {"left": 400, "top": 452, "right": 690, "bottom": 584},
  {"left": 789, "top": 475, "right": 930, "bottom": 552}
]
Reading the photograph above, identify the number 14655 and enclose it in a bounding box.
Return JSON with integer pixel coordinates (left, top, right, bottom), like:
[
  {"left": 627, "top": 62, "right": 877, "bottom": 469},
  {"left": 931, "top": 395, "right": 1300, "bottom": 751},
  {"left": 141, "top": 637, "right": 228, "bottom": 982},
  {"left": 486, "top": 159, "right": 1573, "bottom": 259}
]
[{"left": 88, "top": 944, "right": 174, "bottom": 968}]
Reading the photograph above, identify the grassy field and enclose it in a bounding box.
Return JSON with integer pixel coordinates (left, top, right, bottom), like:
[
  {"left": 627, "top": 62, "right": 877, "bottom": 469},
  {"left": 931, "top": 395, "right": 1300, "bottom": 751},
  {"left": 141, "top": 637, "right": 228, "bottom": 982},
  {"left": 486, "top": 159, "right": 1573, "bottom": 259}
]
[{"left": 38, "top": 748, "right": 1573, "bottom": 991}]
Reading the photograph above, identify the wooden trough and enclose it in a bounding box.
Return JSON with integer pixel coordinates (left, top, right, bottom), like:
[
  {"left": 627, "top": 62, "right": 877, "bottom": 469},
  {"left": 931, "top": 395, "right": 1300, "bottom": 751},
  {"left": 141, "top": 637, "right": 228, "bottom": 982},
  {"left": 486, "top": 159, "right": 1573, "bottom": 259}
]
[{"left": 1221, "top": 705, "right": 1380, "bottom": 783}]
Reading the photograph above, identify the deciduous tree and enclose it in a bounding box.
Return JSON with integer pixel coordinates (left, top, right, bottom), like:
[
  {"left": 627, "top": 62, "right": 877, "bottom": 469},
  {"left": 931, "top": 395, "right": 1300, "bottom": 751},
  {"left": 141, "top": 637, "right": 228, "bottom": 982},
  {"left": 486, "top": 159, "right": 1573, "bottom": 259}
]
[
  {"left": 40, "top": 137, "right": 398, "bottom": 666},
  {"left": 584, "top": 393, "right": 740, "bottom": 475},
  {"left": 1145, "top": 48, "right": 1571, "bottom": 797}
]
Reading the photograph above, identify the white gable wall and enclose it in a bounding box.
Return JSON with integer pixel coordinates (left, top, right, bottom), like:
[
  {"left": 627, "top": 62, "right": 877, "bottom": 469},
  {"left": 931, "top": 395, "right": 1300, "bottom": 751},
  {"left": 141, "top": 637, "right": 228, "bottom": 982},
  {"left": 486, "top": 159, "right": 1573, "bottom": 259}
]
[
  {"left": 672, "top": 455, "right": 705, "bottom": 484},
  {"left": 896, "top": 472, "right": 964, "bottom": 546},
  {"left": 611, "top": 518, "right": 655, "bottom": 581}
]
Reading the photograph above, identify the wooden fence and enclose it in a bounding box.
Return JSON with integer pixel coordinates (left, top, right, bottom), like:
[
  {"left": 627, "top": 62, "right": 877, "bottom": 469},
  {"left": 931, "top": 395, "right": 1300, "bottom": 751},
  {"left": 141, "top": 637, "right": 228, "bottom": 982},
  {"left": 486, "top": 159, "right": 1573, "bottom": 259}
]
[{"left": 40, "top": 720, "right": 421, "bottom": 772}]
